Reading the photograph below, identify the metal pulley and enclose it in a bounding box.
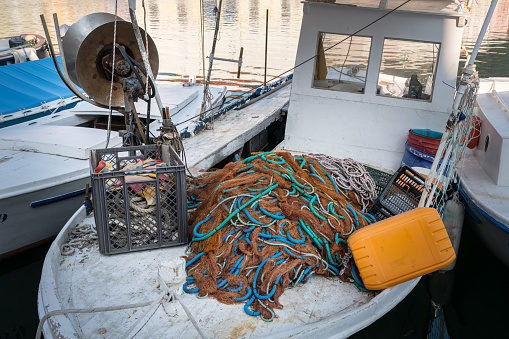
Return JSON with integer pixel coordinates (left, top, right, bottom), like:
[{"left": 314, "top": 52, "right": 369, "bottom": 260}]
[{"left": 62, "top": 12, "right": 159, "bottom": 106}]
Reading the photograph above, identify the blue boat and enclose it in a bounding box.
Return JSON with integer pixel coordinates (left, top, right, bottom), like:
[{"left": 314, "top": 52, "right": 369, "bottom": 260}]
[{"left": 0, "top": 56, "right": 81, "bottom": 128}]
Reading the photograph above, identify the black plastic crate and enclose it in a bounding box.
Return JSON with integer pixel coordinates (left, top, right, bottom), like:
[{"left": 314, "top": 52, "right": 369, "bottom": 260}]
[
  {"left": 90, "top": 144, "right": 188, "bottom": 254},
  {"left": 364, "top": 165, "right": 393, "bottom": 198},
  {"left": 368, "top": 165, "right": 441, "bottom": 221}
]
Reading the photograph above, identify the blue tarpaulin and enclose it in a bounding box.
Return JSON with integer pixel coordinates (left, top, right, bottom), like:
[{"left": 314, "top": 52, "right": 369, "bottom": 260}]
[{"left": 0, "top": 56, "right": 79, "bottom": 115}]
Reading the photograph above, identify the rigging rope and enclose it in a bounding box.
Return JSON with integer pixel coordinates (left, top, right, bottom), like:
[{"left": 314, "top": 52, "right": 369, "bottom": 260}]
[
  {"left": 105, "top": 0, "right": 118, "bottom": 148},
  {"left": 37, "top": 275, "right": 206, "bottom": 339},
  {"left": 142, "top": 0, "right": 150, "bottom": 102},
  {"left": 426, "top": 76, "right": 479, "bottom": 214}
]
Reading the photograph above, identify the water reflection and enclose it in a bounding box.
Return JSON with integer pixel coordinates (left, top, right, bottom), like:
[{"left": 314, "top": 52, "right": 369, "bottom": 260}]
[
  {"left": 0, "top": 0, "right": 507, "bottom": 87},
  {"left": 223, "top": 0, "right": 239, "bottom": 26},
  {"left": 461, "top": 0, "right": 509, "bottom": 74}
]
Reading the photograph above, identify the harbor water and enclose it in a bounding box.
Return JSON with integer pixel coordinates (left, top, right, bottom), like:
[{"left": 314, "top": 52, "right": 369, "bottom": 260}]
[{"left": 1, "top": 0, "right": 508, "bottom": 338}]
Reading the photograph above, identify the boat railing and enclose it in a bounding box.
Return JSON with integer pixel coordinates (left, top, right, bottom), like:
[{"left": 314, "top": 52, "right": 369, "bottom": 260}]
[
  {"left": 0, "top": 43, "right": 33, "bottom": 54},
  {"left": 491, "top": 85, "right": 509, "bottom": 113}
]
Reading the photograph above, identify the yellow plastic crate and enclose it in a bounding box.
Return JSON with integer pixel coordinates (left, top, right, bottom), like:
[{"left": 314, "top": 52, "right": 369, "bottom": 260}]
[{"left": 348, "top": 207, "right": 455, "bottom": 290}]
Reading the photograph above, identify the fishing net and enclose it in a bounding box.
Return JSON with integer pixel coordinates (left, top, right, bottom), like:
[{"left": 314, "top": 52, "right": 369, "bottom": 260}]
[{"left": 184, "top": 151, "right": 378, "bottom": 321}]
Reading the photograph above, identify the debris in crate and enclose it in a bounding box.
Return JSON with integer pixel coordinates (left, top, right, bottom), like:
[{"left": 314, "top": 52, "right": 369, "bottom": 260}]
[
  {"left": 184, "top": 151, "right": 379, "bottom": 321},
  {"left": 90, "top": 145, "right": 187, "bottom": 254},
  {"left": 95, "top": 158, "right": 171, "bottom": 205}
]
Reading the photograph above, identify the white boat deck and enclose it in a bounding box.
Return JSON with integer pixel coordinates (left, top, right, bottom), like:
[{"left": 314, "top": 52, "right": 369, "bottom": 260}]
[
  {"left": 70, "top": 83, "right": 205, "bottom": 128},
  {"left": 38, "top": 206, "right": 418, "bottom": 339},
  {"left": 36, "top": 82, "right": 422, "bottom": 338},
  {"left": 0, "top": 150, "right": 90, "bottom": 200},
  {"left": 460, "top": 150, "right": 509, "bottom": 224},
  {"left": 185, "top": 85, "right": 291, "bottom": 172},
  {"left": 0, "top": 125, "right": 114, "bottom": 159}
]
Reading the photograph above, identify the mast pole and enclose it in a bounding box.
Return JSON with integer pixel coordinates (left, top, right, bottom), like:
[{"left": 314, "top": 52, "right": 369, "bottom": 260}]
[
  {"left": 264, "top": 9, "right": 268, "bottom": 86},
  {"left": 200, "top": 0, "right": 223, "bottom": 121}
]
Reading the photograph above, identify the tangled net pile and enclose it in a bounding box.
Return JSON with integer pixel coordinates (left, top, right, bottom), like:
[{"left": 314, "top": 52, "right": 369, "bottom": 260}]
[{"left": 184, "top": 151, "right": 377, "bottom": 321}]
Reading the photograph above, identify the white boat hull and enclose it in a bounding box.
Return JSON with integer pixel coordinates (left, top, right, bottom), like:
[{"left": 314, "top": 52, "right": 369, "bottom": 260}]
[
  {"left": 0, "top": 177, "right": 88, "bottom": 258},
  {"left": 460, "top": 184, "right": 509, "bottom": 267},
  {"left": 36, "top": 81, "right": 423, "bottom": 338},
  {"left": 459, "top": 78, "right": 509, "bottom": 268}
]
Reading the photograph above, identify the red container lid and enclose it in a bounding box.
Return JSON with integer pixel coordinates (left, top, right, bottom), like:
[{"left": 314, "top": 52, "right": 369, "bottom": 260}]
[{"left": 407, "top": 129, "right": 442, "bottom": 156}]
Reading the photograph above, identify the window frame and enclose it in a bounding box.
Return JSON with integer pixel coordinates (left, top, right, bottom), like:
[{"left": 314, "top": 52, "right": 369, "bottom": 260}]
[
  {"left": 376, "top": 37, "right": 442, "bottom": 103},
  {"left": 311, "top": 31, "right": 374, "bottom": 95}
]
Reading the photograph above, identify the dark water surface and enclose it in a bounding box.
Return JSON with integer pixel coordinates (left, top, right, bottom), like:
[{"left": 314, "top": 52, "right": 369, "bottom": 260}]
[
  {"left": 0, "top": 243, "right": 51, "bottom": 339},
  {"left": 0, "top": 0, "right": 508, "bottom": 338}
]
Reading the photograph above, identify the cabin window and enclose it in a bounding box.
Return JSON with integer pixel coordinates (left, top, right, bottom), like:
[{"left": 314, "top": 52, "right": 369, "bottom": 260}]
[
  {"left": 312, "top": 33, "right": 372, "bottom": 94},
  {"left": 377, "top": 38, "right": 440, "bottom": 102}
]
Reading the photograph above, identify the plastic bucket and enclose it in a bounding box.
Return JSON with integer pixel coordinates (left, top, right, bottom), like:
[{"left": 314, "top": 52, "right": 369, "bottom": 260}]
[
  {"left": 407, "top": 129, "right": 442, "bottom": 156},
  {"left": 401, "top": 142, "right": 436, "bottom": 169}
]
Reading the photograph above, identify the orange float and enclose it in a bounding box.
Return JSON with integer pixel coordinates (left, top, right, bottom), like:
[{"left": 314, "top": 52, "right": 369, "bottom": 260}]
[{"left": 467, "top": 115, "right": 481, "bottom": 149}]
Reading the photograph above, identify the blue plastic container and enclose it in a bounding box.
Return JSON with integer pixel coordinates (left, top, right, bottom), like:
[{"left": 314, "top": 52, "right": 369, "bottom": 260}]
[{"left": 401, "top": 142, "right": 435, "bottom": 169}]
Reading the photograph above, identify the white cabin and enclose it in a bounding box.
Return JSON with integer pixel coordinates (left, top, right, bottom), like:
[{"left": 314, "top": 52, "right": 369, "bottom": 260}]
[
  {"left": 284, "top": 0, "right": 467, "bottom": 171},
  {"left": 473, "top": 79, "right": 509, "bottom": 186}
]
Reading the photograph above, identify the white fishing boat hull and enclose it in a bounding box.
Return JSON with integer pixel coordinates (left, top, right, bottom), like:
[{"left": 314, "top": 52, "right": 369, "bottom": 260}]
[
  {"left": 37, "top": 205, "right": 419, "bottom": 339},
  {"left": 0, "top": 83, "right": 227, "bottom": 257},
  {"left": 459, "top": 178, "right": 509, "bottom": 267},
  {"left": 459, "top": 79, "right": 509, "bottom": 267},
  {"left": 0, "top": 176, "right": 87, "bottom": 258},
  {"left": 36, "top": 1, "right": 475, "bottom": 336},
  {"left": 458, "top": 78, "right": 509, "bottom": 267},
  {"left": 37, "top": 82, "right": 356, "bottom": 338}
]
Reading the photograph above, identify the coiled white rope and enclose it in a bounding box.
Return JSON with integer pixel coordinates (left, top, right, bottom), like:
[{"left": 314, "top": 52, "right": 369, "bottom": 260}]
[
  {"left": 307, "top": 154, "right": 377, "bottom": 212},
  {"left": 60, "top": 223, "right": 98, "bottom": 256},
  {"left": 36, "top": 300, "right": 153, "bottom": 339},
  {"left": 130, "top": 195, "right": 157, "bottom": 214}
]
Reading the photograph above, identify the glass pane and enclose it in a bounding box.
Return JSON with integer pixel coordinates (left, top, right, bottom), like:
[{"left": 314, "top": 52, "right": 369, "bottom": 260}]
[
  {"left": 378, "top": 39, "right": 440, "bottom": 101},
  {"left": 313, "top": 33, "right": 372, "bottom": 94}
]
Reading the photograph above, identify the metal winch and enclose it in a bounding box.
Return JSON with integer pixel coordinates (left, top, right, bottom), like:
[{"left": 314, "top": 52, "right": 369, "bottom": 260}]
[{"left": 62, "top": 12, "right": 159, "bottom": 107}]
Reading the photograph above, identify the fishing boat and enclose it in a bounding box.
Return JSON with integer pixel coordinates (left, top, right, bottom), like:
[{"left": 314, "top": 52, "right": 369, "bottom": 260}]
[
  {"left": 0, "top": 2, "right": 291, "bottom": 261},
  {"left": 459, "top": 77, "right": 509, "bottom": 267},
  {"left": 36, "top": 0, "right": 489, "bottom": 337},
  {"left": 0, "top": 83, "right": 226, "bottom": 259},
  {"left": 0, "top": 33, "right": 48, "bottom": 66},
  {"left": 0, "top": 56, "right": 82, "bottom": 128}
]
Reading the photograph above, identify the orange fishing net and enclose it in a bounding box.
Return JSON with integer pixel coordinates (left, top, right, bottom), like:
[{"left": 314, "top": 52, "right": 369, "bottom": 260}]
[{"left": 184, "top": 151, "right": 376, "bottom": 320}]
